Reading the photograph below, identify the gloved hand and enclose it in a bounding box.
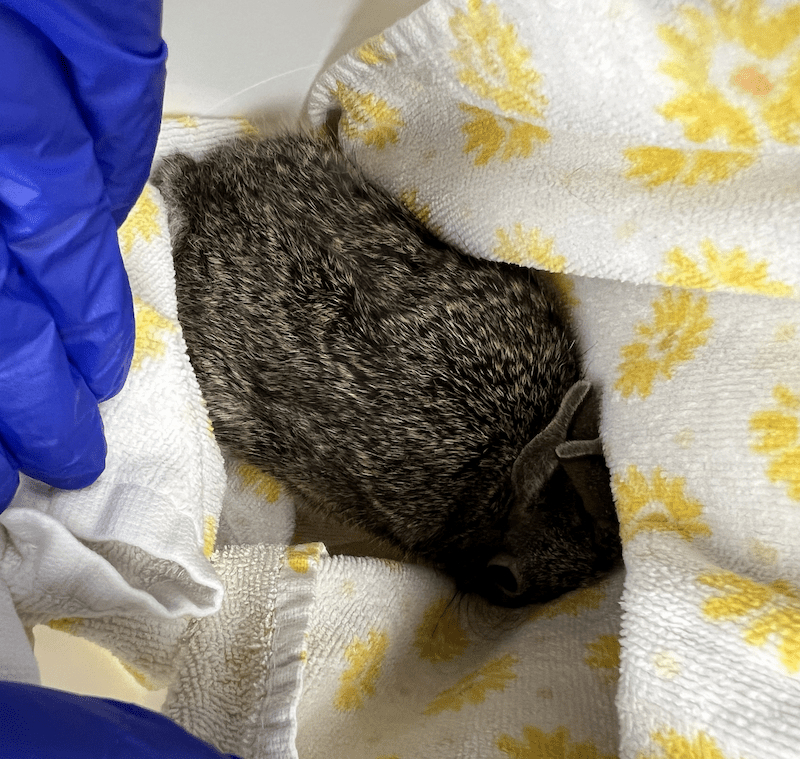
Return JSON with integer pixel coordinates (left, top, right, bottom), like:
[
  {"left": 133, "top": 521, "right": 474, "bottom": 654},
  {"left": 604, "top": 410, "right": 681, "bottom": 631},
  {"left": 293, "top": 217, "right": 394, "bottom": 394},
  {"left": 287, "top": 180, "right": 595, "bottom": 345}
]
[
  {"left": 0, "top": 1, "right": 167, "bottom": 510},
  {"left": 1, "top": 681, "right": 242, "bottom": 758}
]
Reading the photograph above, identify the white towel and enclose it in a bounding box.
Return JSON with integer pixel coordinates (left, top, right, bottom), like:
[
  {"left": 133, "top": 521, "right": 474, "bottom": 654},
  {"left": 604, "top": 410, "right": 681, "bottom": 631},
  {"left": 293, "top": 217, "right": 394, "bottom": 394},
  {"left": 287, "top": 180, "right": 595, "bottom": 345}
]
[
  {"left": 304, "top": 0, "right": 800, "bottom": 756},
  {"left": 161, "top": 544, "right": 623, "bottom": 759}
]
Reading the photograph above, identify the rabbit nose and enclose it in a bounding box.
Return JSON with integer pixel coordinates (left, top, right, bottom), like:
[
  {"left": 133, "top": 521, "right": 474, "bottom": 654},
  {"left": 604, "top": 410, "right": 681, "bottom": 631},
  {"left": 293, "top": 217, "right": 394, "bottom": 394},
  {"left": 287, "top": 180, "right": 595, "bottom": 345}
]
[{"left": 485, "top": 553, "right": 523, "bottom": 598}]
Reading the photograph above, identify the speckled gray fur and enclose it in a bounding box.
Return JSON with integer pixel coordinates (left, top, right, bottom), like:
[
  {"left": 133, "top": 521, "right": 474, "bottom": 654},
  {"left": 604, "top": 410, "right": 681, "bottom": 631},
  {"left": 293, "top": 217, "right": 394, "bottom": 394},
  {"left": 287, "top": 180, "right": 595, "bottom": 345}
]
[{"left": 153, "top": 133, "right": 620, "bottom": 607}]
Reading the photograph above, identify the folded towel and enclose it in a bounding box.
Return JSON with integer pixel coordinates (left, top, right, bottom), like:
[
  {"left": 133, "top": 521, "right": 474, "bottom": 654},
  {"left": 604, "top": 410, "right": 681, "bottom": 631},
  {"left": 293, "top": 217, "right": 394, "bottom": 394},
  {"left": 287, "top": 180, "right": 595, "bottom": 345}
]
[{"left": 160, "top": 543, "right": 623, "bottom": 759}]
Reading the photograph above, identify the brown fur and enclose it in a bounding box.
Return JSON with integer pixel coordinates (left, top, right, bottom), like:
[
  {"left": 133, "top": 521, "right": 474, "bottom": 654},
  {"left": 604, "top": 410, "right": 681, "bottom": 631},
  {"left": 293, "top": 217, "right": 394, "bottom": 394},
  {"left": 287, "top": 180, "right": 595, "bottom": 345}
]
[{"left": 153, "top": 133, "right": 619, "bottom": 606}]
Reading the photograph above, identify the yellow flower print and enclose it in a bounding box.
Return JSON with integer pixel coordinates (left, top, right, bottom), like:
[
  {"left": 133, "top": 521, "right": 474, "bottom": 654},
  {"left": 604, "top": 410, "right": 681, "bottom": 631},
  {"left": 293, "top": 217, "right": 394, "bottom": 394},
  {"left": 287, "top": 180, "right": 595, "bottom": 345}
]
[
  {"left": 584, "top": 634, "right": 621, "bottom": 686},
  {"left": 658, "top": 6, "right": 757, "bottom": 147},
  {"left": 626, "top": 0, "right": 800, "bottom": 186},
  {"left": 334, "top": 629, "right": 389, "bottom": 711},
  {"left": 423, "top": 653, "right": 517, "bottom": 715},
  {"left": 332, "top": 81, "right": 404, "bottom": 149},
  {"left": 750, "top": 384, "right": 800, "bottom": 500},
  {"left": 613, "top": 466, "right": 712, "bottom": 544},
  {"left": 238, "top": 462, "right": 282, "bottom": 503},
  {"left": 658, "top": 240, "right": 794, "bottom": 297},
  {"left": 528, "top": 580, "right": 607, "bottom": 621},
  {"left": 355, "top": 33, "right": 395, "bottom": 66},
  {"left": 652, "top": 651, "right": 682, "bottom": 680},
  {"left": 120, "top": 663, "right": 159, "bottom": 691},
  {"left": 763, "top": 55, "right": 800, "bottom": 144},
  {"left": 624, "top": 146, "right": 755, "bottom": 187},
  {"left": 450, "top": 0, "right": 545, "bottom": 116},
  {"left": 47, "top": 617, "right": 82, "bottom": 635},
  {"left": 699, "top": 570, "right": 800, "bottom": 673},
  {"left": 714, "top": 0, "right": 800, "bottom": 145},
  {"left": 174, "top": 114, "right": 199, "bottom": 129},
  {"left": 638, "top": 728, "right": 734, "bottom": 759},
  {"left": 493, "top": 224, "right": 566, "bottom": 272},
  {"left": 449, "top": 0, "right": 549, "bottom": 165},
  {"left": 414, "top": 597, "right": 470, "bottom": 662},
  {"left": 119, "top": 186, "right": 161, "bottom": 256},
  {"left": 235, "top": 117, "right": 260, "bottom": 138},
  {"left": 285, "top": 543, "right": 323, "bottom": 574},
  {"left": 399, "top": 189, "right": 434, "bottom": 229},
  {"left": 203, "top": 514, "right": 217, "bottom": 558},
  {"left": 498, "top": 725, "right": 618, "bottom": 759},
  {"left": 458, "top": 105, "right": 549, "bottom": 165},
  {"left": 131, "top": 297, "right": 176, "bottom": 371},
  {"left": 712, "top": 0, "right": 800, "bottom": 58},
  {"left": 615, "top": 289, "right": 713, "bottom": 400}
]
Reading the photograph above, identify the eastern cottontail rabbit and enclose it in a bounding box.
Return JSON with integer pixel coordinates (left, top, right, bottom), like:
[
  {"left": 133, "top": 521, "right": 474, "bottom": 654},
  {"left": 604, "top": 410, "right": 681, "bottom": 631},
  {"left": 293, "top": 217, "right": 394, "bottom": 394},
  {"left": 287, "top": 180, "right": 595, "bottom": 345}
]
[{"left": 153, "top": 133, "right": 620, "bottom": 607}]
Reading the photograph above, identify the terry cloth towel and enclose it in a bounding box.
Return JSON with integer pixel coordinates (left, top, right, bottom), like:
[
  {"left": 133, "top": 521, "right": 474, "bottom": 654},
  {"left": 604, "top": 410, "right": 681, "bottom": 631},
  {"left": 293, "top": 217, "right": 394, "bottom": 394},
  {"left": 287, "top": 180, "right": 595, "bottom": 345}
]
[
  {"left": 304, "top": 0, "right": 800, "bottom": 757},
  {"left": 162, "top": 545, "right": 624, "bottom": 759}
]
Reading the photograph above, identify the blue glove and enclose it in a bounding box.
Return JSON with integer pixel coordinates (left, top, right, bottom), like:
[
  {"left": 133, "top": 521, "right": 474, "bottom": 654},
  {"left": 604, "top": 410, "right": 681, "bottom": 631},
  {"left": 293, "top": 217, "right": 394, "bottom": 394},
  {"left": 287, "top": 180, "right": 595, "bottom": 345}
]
[
  {"left": 0, "top": 1, "right": 167, "bottom": 510},
  {"left": 1, "top": 681, "right": 242, "bottom": 758}
]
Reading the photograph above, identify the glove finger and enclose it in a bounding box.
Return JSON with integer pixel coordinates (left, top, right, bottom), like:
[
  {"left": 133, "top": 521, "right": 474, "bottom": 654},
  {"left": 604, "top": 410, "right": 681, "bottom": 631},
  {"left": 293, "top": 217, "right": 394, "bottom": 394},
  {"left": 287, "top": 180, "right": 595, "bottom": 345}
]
[
  {"left": 5, "top": 0, "right": 168, "bottom": 225},
  {"left": 1, "top": 682, "right": 242, "bottom": 759},
  {"left": 0, "top": 8, "right": 134, "bottom": 402},
  {"left": 0, "top": 261, "right": 106, "bottom": 490},
  {"left": 0, "top": 444, "right": 20, "bottom": 512}
]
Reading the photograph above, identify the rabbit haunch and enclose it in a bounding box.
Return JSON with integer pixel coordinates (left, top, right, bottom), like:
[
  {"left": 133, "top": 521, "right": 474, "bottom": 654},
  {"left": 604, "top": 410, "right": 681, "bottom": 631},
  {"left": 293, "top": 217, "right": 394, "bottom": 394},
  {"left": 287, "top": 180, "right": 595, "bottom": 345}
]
[{"left": 153, "top": 133, "right": 620, "bottom": 607}]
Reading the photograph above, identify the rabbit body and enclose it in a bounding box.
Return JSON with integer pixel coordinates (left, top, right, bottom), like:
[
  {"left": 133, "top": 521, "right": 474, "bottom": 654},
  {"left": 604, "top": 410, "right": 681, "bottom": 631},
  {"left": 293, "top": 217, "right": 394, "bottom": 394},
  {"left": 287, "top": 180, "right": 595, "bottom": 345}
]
[{"left": 154, "top": 134, "right": 618, "bottom": 606}]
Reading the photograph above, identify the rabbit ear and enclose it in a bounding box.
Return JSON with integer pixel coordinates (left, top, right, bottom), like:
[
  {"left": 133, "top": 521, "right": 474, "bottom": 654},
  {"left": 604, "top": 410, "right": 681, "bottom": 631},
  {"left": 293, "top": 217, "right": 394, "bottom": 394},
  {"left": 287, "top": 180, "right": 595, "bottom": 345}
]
[
  {"left": 556, "top": 441, "right": 614, "bottom": 522},
  {"left": 553, "top": 388, "right": 620, "bottom": 556},
  {"left": 511, "top": 380, "right": 592, "bottom": 505},
  {"left": 510, "top": 380, "right": 619, "bottom": 558},
  {"left": 557, "top": 444, "right": 620, "bottom": 562}
]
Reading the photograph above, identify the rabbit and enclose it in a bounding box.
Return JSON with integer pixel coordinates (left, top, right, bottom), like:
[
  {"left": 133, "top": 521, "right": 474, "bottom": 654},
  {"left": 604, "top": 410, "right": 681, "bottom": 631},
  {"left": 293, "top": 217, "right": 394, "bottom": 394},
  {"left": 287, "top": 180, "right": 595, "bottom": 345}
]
[{"left": 152, "top": 132, "right": 621, "bottom": 607}]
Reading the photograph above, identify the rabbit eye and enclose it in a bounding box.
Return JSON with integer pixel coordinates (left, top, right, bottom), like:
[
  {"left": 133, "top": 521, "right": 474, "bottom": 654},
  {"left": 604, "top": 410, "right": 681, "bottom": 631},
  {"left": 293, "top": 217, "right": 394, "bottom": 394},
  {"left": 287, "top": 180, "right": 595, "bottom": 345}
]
[
  {"left": 486, "top": 563, "right": 519, "bottom": 596},
  {"left": 485, "top": 553, "right": 522, "bottom": 598}
]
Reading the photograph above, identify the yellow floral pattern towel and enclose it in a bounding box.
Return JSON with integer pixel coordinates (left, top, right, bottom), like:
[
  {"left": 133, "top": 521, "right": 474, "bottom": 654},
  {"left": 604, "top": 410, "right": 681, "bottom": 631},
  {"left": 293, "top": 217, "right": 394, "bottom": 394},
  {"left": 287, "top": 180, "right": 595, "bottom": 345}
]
[
  {"left": 159, "top": 543, "right": 624, "bottom": 759},
  {"left": 305, "top": 1, "right": 800, "bottom": 757}
]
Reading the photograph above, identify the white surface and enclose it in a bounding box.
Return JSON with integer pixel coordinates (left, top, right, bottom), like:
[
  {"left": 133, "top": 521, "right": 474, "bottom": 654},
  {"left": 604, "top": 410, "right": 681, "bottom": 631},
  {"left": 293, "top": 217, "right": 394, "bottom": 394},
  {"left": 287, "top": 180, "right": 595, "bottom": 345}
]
[
  {"left": 161, "top": 0, "right": 425, "bottom": 121},
  {"left": 34, "top": 626, "right": 168, "bottom": 711},
  {"left": 308, "top": 1, "right": 800, "bottom": 755}
]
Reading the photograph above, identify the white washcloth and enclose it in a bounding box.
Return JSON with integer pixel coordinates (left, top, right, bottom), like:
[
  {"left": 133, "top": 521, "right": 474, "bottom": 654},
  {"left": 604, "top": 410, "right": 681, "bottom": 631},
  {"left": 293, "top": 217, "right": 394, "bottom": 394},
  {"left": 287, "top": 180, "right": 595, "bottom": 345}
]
[{"left": 303, "top": 0, "right": 800, "bottom": 756}]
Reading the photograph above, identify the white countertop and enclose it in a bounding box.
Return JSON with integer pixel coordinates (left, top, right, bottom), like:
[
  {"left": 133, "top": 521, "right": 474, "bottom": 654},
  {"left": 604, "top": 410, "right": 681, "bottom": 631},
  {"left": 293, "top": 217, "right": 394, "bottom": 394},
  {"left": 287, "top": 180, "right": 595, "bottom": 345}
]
[{"left": 161, "top": 0, "right": 425, "bottom": 120}]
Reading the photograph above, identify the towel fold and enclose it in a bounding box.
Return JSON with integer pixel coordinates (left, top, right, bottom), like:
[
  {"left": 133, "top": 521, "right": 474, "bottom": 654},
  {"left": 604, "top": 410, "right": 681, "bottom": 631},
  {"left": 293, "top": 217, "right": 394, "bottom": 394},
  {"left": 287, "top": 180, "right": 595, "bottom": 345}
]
[{"left": 162, "top": 544, "right": 623, "bottom": 759}]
